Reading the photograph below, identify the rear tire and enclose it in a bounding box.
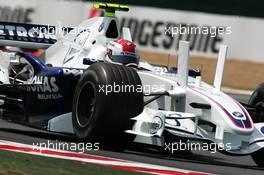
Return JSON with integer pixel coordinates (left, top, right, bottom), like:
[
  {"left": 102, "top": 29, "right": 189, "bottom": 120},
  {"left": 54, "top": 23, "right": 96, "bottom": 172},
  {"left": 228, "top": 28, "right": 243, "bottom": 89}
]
[{"left": 72, "top": 63, "right": 143, "bottom": 149}]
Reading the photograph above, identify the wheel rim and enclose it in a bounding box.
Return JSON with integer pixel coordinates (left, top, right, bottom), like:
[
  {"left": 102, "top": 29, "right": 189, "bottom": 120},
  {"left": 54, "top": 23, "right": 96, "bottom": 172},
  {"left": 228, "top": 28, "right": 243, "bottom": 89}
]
[{"left": 76, "top": 81, "right": 96, "bottom": 128}]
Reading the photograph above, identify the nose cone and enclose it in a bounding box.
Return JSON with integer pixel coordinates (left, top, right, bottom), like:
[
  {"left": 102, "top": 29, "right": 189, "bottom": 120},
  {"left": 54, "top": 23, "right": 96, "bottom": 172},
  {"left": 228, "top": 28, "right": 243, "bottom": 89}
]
[
  {"left": 221, "top": 100, "right": 254, "bottom": 134},
  {"left": 189, "top": 87, "right": 254, "bottom": 135}
]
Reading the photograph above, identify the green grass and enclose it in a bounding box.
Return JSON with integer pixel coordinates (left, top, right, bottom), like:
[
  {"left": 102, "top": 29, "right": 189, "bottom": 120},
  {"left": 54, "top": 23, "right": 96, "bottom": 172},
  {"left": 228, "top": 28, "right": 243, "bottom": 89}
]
[{"left": 0, "top": 150, "right": 145, "bottom": 175}]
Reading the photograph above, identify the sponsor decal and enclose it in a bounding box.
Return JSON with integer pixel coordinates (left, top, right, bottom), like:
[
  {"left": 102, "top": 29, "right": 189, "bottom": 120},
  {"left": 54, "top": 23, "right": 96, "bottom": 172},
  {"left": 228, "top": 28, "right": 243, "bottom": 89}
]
[
  {"left": 0, "top": 22, "right": 57, "bottom": 44},
  {"left": 30, "top": 76, "right": 59, "bottom": 93},
  {"left": 119, "top": 17, "right": 226, "bottom": 54},
  {"left": 0, "top": 6, "right": 34, "bottom": 23},
  {"left": 21, "top": 76, "right": 62, "bottom": 100},
  {"left": 152, "top": 66, "right": 168, "bottom": 73},
  {"left": 83, "top": 57, "right": 98, "bottom": 65},
  {"left": 37, "top": 93, "right": 62, "bottom": 100},
  {"left": 63, "top": 68, "right": 83, "bottom": 76}
]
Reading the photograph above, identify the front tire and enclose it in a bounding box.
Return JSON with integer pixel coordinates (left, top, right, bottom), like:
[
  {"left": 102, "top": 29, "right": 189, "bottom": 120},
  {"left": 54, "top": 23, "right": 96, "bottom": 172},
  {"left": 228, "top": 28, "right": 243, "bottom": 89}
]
[
  {"left": 72, "top": 63, "right": 143, "bottom": 149},
  {"left": 249, "top": 83, "right": 264, "bottom": 122},
  {"left": 252, "top": 148, "right": 264, "bottom": 167}
]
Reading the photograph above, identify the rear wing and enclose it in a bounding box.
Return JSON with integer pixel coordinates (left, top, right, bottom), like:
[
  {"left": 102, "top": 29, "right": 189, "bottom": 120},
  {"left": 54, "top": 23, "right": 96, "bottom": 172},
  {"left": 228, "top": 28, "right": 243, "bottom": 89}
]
[{"left": 0, "top": 22, "right": 72, "bottom": 49}]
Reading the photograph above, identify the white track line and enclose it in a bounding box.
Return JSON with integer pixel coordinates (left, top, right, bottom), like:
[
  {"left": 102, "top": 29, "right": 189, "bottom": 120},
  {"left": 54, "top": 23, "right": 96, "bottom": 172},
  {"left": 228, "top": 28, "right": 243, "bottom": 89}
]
[{"left": 0, "top": 139, "right": 210, "bottom": 175}]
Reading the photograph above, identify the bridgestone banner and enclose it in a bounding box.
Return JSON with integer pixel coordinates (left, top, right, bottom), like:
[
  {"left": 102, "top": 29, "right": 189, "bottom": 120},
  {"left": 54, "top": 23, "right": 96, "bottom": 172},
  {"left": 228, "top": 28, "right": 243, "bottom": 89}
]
[{"left": 1, "top": 0, "right": 264, "bottom": 62}]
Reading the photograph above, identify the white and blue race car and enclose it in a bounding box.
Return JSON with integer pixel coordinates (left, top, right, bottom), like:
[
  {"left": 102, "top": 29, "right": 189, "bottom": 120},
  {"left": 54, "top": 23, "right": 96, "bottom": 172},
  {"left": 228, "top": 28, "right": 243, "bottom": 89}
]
[{"left": 0, "top": 3, "right": 264, "bottom": 166}]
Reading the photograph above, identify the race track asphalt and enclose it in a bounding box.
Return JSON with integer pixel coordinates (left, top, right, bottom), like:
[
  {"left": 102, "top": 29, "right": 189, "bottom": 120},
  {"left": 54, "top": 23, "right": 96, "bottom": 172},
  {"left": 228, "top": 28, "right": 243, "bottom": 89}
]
[{"left": 0, "top": 93, "right": 263, "bottom": 175}]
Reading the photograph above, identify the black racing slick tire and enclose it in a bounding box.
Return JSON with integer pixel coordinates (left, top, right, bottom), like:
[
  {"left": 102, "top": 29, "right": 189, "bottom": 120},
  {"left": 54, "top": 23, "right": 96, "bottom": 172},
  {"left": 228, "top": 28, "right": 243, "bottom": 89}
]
[
  {"left": 251, "top": 148, "right": 264, "bottom": 167},
  {"left": 248, "top": 83, "right": 264, "bottom": 122},
  {"left": 72, "top": 63, "right": 144, "bottom": 148}
]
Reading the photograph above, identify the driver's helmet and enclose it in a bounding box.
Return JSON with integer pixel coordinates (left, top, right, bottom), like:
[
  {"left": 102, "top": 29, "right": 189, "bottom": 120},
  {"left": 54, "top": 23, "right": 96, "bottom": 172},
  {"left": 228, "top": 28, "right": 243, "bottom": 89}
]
[{"left": 106, "top": 39, "right": 139, "bottom": 67}]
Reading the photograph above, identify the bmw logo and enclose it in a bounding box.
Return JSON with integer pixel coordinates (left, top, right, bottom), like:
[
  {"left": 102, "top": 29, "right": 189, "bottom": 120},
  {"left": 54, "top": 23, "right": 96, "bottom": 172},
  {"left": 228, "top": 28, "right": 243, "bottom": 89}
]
[{"left": 232, "top": 111, "right": 244, "bottom": 118}]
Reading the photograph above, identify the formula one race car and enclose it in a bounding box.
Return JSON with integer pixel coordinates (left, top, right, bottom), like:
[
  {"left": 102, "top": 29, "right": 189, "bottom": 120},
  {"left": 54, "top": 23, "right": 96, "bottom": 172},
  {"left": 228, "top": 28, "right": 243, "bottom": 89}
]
[{"left": 0, "top": 3, "right": 264, "bottom": 166}]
